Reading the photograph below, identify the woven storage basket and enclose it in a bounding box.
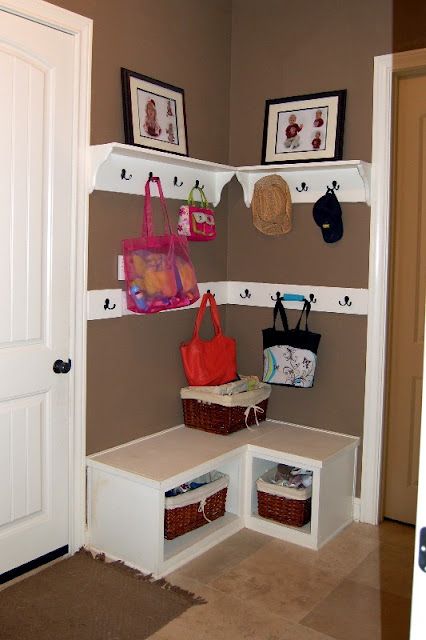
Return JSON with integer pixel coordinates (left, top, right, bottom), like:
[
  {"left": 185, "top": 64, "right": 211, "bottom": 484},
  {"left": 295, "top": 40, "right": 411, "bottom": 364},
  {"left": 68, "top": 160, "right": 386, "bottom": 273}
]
[
  {"left": 164, "top": 472, "right": 228, "bottom": 540},
  {"left": 256, "top": 468, "right": 311, "bottom": 528},
  {"left": 180, "top": 384, "right": 271, "bottom": 436}
]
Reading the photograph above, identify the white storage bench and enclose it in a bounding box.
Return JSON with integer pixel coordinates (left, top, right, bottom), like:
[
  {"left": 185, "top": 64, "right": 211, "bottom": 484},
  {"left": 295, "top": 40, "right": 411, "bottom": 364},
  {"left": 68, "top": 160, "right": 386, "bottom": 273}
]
[{"left": 86, "top": 420, "right": 359, "bottom": 578}]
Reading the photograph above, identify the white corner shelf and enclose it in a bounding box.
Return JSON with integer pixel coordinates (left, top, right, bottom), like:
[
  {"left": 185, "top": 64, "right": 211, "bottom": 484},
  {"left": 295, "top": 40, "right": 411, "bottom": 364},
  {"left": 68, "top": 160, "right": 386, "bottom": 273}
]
[
  {"left": 88, "top": 144, "right": 370, "bottom": 208},
  {"left": 89, "top": 143, "right": 235, "bottom": 207},
  {"left": 236, "top": 160, "right": 371, "bottom": 206}
]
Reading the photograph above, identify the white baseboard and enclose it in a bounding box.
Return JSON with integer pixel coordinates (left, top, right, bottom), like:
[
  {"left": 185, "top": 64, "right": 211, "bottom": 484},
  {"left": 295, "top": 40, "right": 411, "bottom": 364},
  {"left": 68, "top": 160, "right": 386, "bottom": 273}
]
[{"left": 353, "top": 497, "right": 361, "bottom": 522}]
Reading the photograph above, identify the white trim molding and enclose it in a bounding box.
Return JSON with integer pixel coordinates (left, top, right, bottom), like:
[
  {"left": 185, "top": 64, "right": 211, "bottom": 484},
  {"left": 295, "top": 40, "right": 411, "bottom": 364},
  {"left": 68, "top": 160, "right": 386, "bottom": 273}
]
[
  {"left": 68, "top": 9, "right": 92, "bottom": 554},
  {"left": 352, "top": 497, "right": 361, "bottom": 522},
  {"left": 0, "top": 0, "right": 93, "bottom": 553},
  {"left": 361, "top": 49, "right": 426, "bottom": 525}
]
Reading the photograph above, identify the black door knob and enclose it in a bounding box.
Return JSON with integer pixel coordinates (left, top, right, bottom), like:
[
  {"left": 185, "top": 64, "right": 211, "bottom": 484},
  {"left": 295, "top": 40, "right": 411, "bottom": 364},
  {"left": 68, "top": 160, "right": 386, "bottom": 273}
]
[{"left": 53, "top": 358, "right": 72, "bottom": 374}]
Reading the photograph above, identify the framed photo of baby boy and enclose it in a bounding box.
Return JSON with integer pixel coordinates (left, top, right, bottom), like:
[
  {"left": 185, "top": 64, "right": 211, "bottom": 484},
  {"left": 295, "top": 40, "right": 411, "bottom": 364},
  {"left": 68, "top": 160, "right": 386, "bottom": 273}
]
[
  {"left": 261, "top": 90, "right": 346, "bottom": 164},
  {"left": 121, "top": 68, "right": 188, "bottom": 156}
]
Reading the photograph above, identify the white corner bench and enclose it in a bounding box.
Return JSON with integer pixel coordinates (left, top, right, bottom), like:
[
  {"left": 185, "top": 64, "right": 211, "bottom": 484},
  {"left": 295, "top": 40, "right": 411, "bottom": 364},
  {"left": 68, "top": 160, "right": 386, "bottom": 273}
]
[{"left": 86, "top": 420, "right": 359, "bottom": 578}]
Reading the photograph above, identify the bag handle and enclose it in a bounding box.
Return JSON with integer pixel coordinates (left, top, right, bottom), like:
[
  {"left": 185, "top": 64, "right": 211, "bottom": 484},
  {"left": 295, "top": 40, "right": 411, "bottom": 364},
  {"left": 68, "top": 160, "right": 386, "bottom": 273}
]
[
  {"left": 188, "top": 185, "right": 209, "bottom": 209},
  {"left": 273, "top": 299, "right": 289, "bottom": 332},
  {"left": 273, "top": 298, "right": 311, "bottom": 332},
  {"left": 142, "top": 177, "right": 173, "bottom": 237},
  {"left": 192, "top": 292, "right": 222, "bottom": 339},
  {"left": 294, "top": 299, "right": 312, "bottom": 331}
]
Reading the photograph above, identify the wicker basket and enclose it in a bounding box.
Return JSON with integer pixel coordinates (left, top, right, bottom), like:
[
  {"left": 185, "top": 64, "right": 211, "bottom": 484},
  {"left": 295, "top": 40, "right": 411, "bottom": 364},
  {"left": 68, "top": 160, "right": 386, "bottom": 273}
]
[
  {"left": 164, "top": 472, "right": 228, "bottom": 540},
  {"left": 256, "top": 468, "right": 312, "bottom": 528},
  {"left": 182, "top": 397, "right": 269, "bottom": 435},
  {"left": 180, "top": 384, "right": 271, "bottom": 435}
]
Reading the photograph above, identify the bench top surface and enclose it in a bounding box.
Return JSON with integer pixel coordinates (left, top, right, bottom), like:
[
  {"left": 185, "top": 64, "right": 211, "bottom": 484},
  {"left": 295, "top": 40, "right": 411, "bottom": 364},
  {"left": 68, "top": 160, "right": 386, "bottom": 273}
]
[{"left": 87, "top": 421, "right": 359, "bottom": 484}]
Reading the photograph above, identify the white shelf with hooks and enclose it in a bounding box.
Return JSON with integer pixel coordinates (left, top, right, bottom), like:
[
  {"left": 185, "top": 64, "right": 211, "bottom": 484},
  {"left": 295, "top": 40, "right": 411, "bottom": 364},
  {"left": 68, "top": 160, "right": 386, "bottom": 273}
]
[
  {"left": 236, "top": 160, "right": 371, "bottom": 206},
  {"left": 89, "top": 143, "right": 235, "bottom": 207},
  {"left": 89, "top": 145, "right": 370, "bottom": 208}
]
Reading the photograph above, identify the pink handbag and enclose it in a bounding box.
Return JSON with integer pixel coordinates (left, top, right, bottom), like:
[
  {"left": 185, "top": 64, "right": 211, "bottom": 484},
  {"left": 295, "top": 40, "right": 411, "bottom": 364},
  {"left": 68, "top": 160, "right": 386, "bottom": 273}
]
[
  {"left": 123, "top": 177, "right": 200, "bottom": 314},
  {"left": 177, "top": 186, "right": 216, "bottom": 241}
]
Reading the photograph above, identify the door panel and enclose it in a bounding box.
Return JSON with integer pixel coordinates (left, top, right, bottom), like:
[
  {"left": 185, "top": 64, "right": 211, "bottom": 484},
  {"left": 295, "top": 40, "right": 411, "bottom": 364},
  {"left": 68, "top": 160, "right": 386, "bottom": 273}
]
[
  {"left": 0, "top": 395, "right": 46, "bottom": 528},
  {"left": 384, "top": 73, "right": 426, "bottom": 524},
  {"left": 0, "top": 10, "right": 74, "bottom": 575},
  {"left": 0, "top": 50, "right": 46, "bottom": 345}
]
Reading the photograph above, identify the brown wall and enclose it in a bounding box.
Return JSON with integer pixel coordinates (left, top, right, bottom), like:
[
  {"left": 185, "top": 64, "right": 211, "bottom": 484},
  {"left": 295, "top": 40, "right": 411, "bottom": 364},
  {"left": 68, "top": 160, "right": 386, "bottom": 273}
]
[
  {"left": 227, "top": 307, "right": 367, "bottom": 437},
  {"left": 226, "top": 0, "right": 392, "bottom": 493},
  {"left": 50, "top": 0, "right": 232, "bottom": 454},
  {"left": 49, "top": 1, "right": 419, "bottom": 476}
]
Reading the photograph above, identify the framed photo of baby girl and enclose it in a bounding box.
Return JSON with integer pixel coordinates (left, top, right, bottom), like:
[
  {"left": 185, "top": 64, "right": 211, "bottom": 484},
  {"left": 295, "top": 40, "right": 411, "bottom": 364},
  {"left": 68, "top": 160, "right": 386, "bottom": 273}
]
[
  {"left": 121, "top": 68, "right": 188, "bottom": 156},
  {"left": 261, "top": 90, "right": 346, "bottom": 164}
]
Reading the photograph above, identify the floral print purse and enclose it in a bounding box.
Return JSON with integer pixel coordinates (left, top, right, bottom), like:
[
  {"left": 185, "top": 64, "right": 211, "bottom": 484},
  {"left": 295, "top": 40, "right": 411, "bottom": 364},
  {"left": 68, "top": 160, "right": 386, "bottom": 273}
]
[
  {"left": 177, "top": 186, "right": 216, "bottom": 242},
  {"left": 262, "top": 299, "right": 321, "bottom": 388}
]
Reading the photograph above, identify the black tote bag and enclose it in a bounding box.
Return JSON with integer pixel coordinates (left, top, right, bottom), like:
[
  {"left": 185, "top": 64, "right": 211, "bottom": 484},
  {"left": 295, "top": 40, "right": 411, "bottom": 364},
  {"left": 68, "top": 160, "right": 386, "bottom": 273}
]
[{"left": 262, "top": 299, "right": 321, "bottom": 388}]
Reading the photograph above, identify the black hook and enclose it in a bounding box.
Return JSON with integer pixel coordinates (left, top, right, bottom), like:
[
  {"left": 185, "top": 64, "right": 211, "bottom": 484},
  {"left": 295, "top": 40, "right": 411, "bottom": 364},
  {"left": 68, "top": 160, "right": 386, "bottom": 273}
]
[
  {"left": 338, "top": 295, "right": 352, "bottom": 307},
  {"left": 173, "top": 176, "right": 183, "bottom": 187},
  {"left": 206, "top": 289, "right": 215, "bottom": 297},
  {"left": 195, "top": 179, "right": 204, "bottom": 190},
  {"left": 327, "top": 179, "right": 340, "bottom": 192},
  {"left": 240, "top": 288, "right": 251, "bottom": 299},
  {"left": 104, "top": 298, "right": 116, "bottom": 311},
  {"left": 148, "top": 171, "right": 154, "bottom": 181},
  {"left": 121, "top": 169, "right": 132, "bottom": 181},
  {"left": 296, "top": 181, "right": 309, "bottom": 192},
  {"left": 271, "top": 291, "right": 282, "bottom": 301},
  {"left": 309, "top": 293, "right": 317, "bottom": 304}
]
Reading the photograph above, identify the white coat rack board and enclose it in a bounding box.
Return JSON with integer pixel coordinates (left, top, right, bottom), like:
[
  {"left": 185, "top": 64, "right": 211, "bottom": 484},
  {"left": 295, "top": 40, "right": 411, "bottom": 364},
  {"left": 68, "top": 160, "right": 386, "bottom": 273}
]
[
  {"left": 87, "top": 143, "right": 370, "bottom": 321},
  {"left": 87, "top": 281, "right": 368, "bottom": 321}
]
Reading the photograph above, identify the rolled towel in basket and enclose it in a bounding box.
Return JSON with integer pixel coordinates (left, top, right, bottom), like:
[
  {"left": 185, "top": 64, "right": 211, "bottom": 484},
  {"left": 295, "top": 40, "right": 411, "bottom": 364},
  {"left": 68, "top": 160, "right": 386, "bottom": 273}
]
[{"left": 187, "top": 375, "right": 261, "bottom": 396}]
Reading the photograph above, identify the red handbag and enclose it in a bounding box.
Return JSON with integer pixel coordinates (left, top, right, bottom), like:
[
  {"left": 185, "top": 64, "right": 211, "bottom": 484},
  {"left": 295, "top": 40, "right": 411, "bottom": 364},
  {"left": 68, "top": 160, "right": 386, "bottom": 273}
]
[{"left": 180, "top": 293, "right": 238, "bottom": 386}]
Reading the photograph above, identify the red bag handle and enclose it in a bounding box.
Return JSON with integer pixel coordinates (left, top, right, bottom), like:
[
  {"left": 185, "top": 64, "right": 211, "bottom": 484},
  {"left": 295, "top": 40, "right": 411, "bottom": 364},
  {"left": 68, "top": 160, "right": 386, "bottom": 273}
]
[
  {"left": 142, "top": 176, "right": 173, "bottom": 237},
  {"left": 192, "top": 293, "right": 222, "bottom": 339}
]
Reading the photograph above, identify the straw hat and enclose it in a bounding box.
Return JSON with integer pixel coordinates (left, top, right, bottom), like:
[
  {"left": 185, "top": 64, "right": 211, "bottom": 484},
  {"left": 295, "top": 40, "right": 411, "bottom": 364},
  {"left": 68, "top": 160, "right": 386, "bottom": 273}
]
[{"left": 252, "top": 174, "right": 292, "bottom": 236}]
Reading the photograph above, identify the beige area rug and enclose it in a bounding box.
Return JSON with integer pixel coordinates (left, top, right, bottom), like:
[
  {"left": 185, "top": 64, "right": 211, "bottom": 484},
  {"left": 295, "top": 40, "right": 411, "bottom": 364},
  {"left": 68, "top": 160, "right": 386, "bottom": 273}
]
[{"left": 0, "top": 550, "right": 205, "bottom": 640}]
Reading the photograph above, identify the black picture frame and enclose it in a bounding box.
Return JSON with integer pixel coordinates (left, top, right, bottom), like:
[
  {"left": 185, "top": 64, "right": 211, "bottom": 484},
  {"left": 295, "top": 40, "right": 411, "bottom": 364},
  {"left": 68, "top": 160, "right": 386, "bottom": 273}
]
[
  {"left": 261, "top": 90, "right": 346, "bottom": 164},
  {"left": 121, "top": 68, "right": 188, "bottom": 156}
]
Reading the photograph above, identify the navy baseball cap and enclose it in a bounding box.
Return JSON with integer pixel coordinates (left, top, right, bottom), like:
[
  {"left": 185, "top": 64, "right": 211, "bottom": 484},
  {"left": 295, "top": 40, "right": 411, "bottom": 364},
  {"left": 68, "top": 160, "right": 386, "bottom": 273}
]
[{"left": 312, "top": 190, "right": 343, "bottom": 243}]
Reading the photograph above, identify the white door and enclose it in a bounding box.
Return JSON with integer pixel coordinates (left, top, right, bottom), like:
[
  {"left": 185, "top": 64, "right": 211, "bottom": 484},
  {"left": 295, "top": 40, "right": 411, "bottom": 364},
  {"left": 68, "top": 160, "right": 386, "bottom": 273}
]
[
  {"left": 0, "top": 9, "right": 74, "bottom": 577},
  {"left": 410, "top": 305, "right": 426, "bottom": 638}
]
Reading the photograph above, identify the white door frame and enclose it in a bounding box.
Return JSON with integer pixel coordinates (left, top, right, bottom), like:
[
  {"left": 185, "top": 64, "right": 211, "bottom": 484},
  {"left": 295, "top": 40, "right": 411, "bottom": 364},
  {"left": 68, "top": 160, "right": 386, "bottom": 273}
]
[
  {"left": 410, "top": 304, "right": 426, "bottom": 638},
  {"left": 361, "top": 48, "right": 426, "bottom": 524},
  {"left": 0, "top": 0, "right": 92, "bottom": 553}
]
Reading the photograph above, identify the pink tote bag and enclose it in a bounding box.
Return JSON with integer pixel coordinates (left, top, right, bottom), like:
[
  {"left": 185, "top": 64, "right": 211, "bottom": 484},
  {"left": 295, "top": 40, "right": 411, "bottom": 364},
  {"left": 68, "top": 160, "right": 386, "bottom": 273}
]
[{"left": 123, "top": 177, "right": 199, "bottom": 314}]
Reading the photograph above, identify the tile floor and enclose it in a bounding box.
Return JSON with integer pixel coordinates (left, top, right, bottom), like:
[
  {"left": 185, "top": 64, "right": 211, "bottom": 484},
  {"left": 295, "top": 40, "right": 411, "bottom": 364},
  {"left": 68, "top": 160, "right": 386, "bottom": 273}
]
[{"left": 148, "top": 520, "right": 415, "bottom": 640}]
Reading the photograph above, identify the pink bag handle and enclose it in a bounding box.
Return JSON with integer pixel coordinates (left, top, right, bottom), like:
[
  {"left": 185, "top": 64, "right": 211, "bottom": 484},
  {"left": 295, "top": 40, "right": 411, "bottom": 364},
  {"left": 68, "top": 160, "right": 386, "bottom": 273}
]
[
  {"left": 142, "top": 176, "right": 173, "bottom": 237},
  {"left": 192, "top": 293, "right": 222, "bottom": 339}
]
